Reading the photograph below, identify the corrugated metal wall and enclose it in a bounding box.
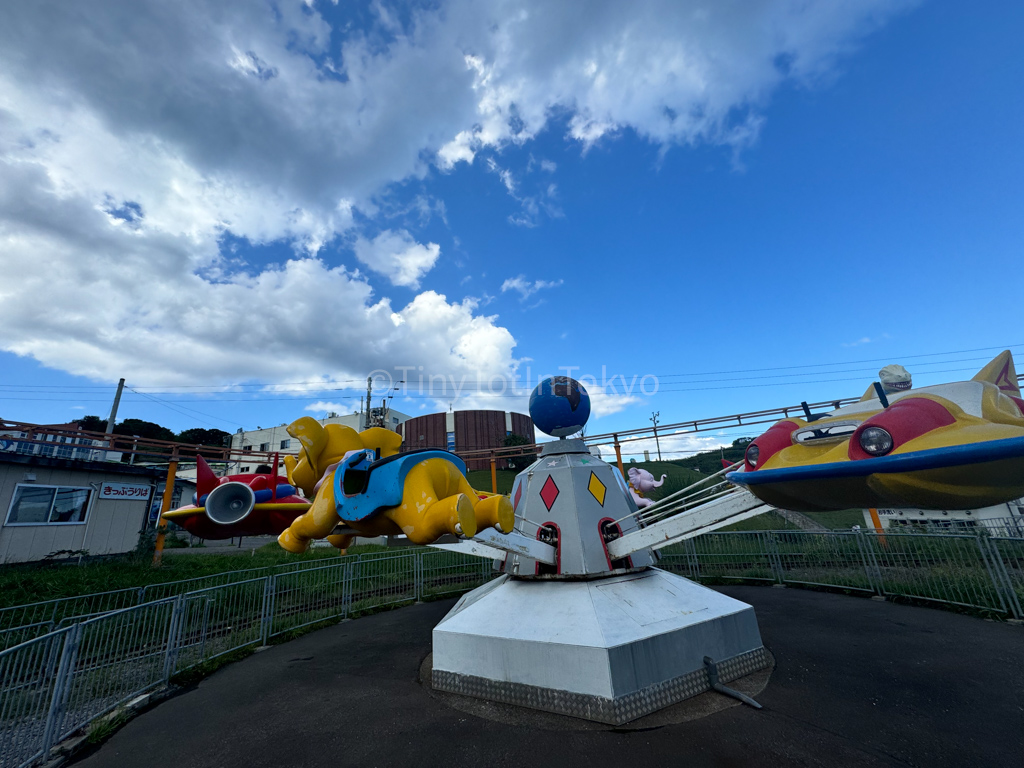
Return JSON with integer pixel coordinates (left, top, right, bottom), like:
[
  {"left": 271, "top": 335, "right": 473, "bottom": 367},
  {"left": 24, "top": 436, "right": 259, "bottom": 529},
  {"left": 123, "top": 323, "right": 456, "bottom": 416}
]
[
  {"left": 510, "top": 412, "right": 534, "bottom": 441},
  {"left": 455, "top": 411, "right": 506, "bottom": 470},
  {"left": 398, "top": 413, "right": 447, "bottom": 451},
  {"left": 398, "top": 410, "right": 535, "bottom": 471}
]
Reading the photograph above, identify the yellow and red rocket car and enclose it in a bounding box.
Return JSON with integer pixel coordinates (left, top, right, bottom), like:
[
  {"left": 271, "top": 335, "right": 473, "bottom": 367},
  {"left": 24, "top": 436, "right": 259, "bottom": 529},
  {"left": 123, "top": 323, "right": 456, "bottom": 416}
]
[{"left": 728, "top": 351, "right": 1024, "bottom": 511}]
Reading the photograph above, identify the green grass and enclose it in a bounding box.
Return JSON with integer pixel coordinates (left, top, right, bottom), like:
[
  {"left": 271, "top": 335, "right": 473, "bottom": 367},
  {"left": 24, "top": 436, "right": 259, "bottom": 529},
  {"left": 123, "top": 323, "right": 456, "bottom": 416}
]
[
  {"left": 619, "top": 461, "right": 704, "bottom": 502},
  {"left": 0, "top": 542, "right": 385, "bottom": 609},
  {"left": 466, "top": 468, "right": 519, "bottom": 494},
  {"left": 718, "top": 511, "right": 801, "bottom": 532},
  {"left": 802, "top": 509, "right": 870, "bottom": 529}
]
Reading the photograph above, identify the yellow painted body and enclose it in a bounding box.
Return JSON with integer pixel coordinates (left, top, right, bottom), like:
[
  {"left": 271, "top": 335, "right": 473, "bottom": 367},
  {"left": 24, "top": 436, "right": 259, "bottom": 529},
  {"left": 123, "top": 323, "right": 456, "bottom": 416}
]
[
  {"left": 737, "top": 352, "right": 1024, "bottom": 511},
  {"left": 276, "top": 417, "right": 513, "bottom": 553}
]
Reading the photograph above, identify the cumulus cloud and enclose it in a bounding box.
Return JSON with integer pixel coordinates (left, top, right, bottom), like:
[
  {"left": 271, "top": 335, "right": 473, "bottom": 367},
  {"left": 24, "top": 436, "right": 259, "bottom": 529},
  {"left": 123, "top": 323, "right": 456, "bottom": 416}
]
[
  {"left": 0, "top": 0, "right": 913, "bottom": 389},
  {"left": 353, "top": 230, "right": 441, "bottom": 289},
  {"left": 0, "top": 157, "right": 517, "bottom": 387},
  {"left": 501, "top": 275, "right": 564, "bottom": 300},
  {"left": 593, "top": 432, "right": 733, "bottom": 462},
  {"left": 434, "top": 0, "right": 915, "bottom": 161},
  {"left": 304, "top": 401, "right": 351, "bottom": 414}
]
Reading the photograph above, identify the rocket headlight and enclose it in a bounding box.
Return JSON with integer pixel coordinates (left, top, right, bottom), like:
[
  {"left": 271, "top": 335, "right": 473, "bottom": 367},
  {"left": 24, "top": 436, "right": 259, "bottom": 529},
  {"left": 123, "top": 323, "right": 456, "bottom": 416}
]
[
  {"left": 859, "top": 427, "right": 894, "bottom": 456},
  {"left": 745, "top": 444, "right": 760, "bottom": 468}
]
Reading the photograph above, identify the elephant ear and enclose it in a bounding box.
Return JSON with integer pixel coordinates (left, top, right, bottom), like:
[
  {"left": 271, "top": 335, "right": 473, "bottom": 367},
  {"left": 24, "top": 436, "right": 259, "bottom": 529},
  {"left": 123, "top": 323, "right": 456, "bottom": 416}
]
[
  {"left": 627, "top": 467, "right": 639, "bottom": 484},
  {"left": 287, "top": 417, "right": 327, "bottom": 462}
]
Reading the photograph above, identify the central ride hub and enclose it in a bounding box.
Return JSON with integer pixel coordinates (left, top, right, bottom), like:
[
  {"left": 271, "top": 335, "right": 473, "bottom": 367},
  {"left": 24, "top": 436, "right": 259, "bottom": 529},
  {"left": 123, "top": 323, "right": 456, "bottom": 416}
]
[{"left": 431, "top": 377, "right": 769, "bottom": 724}]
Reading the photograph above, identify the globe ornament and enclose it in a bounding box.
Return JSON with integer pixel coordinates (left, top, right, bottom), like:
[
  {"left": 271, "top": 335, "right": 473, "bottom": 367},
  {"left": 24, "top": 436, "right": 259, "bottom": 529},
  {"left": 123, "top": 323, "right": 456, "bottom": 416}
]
[{"left": 529, "top": 376, "right": 591, "bottom": 437}]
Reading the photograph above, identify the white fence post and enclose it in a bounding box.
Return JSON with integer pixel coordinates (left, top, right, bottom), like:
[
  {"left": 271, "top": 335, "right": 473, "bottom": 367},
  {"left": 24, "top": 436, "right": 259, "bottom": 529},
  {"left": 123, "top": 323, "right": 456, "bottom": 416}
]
[
  {"left": 261, "top": 576, "right": 276, "bottom": 645},
  {"left": 980, "top": 536, "right": 1022, "bottom": 620},
  {"left": 162, "top": 595, "right": 186, "bottom": 681},
  {"left": 41, "top": 624, "right": 80, "bottom": 757}
]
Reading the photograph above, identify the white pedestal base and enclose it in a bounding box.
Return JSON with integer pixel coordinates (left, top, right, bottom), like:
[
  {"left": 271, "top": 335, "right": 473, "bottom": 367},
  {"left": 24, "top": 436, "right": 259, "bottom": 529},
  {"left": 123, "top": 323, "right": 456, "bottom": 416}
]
[{"left": 432, "top": 568, "right": 768, "bottom": 724}]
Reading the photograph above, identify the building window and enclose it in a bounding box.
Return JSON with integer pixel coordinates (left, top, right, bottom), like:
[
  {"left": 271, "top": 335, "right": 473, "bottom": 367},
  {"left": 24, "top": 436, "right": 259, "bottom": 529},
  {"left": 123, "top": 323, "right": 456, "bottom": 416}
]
[
  {"left": 280, "top": 439, "right": 291, "bottom": 450},
  {"left": 446, "top": 431, "right": 456, "bottom": 451},
  {"left": 243, "top": 445, "right": 253, "bottom": 452},
  {"left": 259, "top": 442, "right": 270, "bottom": 451},
  {"left": 6, "top": 485, "right": 91, "bottom": 526}
]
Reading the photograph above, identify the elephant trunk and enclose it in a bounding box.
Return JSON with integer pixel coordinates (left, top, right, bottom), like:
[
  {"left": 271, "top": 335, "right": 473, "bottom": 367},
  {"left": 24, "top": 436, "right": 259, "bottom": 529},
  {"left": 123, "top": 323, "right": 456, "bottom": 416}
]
[{"left": 652, "top": 474, "right": 667, "bottom": 488}]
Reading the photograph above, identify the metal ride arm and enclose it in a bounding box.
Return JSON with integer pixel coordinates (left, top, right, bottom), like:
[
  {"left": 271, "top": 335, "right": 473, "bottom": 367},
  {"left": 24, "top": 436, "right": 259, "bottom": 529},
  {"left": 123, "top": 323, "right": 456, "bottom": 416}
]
[
  {"left": 607, "top": 490, "right": 769, "bottom": 559},
  {"left": 430, "top": 528, "right": 558, "bottom": 566},
  {"left": 607, "top": 462, "right": 770, "bottom": 560}
]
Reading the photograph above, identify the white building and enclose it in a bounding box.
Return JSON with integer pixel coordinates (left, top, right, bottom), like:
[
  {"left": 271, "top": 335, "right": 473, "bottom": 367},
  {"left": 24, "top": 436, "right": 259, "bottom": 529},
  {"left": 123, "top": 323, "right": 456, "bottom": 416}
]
[
  {"left": 225, "top": 409, "right": 411, "bottom": 475},
  {"left": 863, "top": 500, "right": 1024, "bottom": 536},
  {"left": 0, "top": 450, "right": 166, "bottom": 563}
]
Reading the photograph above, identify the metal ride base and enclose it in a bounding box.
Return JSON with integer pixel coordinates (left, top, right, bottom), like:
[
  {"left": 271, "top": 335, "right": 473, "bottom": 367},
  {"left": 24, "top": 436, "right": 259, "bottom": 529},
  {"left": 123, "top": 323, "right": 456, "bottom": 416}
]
[{"left": 432, "top": 568, "right": 768, "bottom": 724}]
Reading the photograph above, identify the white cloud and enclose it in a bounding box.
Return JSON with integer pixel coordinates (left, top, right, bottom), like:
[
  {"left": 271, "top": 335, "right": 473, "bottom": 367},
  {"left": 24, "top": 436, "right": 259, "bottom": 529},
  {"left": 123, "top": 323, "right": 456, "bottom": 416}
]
[
  {"left": 588, "top": 391, "right": 642, "bottom": 418},
  {"left": 593, "top": 432, "right": 732, "bottom": 462},
  {"left": 304, "top": 401, "right": 351, "bottom": 414},
  {"left": 432, "top": 0, "right": 915, "bottom": 162},
  {"left": 501, "top": 275, "right": 564, "bottom": 300},
  {"left": 0, "top": 0, "right": 913, "bottom": 389},
  {"left": 0, "top": 158, "right": 518, "bottom": 387},
  {"left": 353, "top": 230, "right": 441, "bottom": 289}
]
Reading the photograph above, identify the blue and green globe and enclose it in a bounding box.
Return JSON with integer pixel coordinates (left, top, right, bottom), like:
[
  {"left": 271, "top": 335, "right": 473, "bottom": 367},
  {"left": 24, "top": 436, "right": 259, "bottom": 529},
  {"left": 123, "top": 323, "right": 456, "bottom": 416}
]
[{"left": 529, "top": 376, "right": 591, "bottom": 437}]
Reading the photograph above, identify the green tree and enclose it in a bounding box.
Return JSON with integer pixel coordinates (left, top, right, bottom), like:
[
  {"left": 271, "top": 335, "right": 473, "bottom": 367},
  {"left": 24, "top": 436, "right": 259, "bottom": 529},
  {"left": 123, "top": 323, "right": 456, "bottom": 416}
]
[
  {"left": 75, "top": 415, "right": 108, "bottom": 433},
  {"left": 113, "top": 418, "right": 176, "bottom": 442},
  {"left": 503, "top": 433, "right": 534, "bottom": 470},
  {"left": 177, "top": 428, "right": 230, "bottom": 447}
]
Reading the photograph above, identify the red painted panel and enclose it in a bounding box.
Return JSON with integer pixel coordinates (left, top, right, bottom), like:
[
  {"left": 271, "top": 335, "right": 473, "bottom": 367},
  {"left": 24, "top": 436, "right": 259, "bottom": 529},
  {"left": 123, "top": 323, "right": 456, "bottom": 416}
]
[
  {"left": 848, "top": 397, "right": 955, "bottom": 461},
  {"left": 747, "top": 420, "right": 798, "bottom": 471}
]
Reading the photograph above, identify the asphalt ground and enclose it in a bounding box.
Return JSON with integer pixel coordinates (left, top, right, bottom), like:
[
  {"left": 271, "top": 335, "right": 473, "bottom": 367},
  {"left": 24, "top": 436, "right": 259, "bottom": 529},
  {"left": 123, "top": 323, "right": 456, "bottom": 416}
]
[{"left": 75, "top": 586, "right": 1023, "bottom": 768}]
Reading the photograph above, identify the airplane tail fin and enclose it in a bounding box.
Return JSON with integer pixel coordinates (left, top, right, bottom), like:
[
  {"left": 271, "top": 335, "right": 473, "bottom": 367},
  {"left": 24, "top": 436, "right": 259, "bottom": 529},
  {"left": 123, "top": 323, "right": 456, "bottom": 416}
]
[
  {"left": 972, "top": 350, "right": 1020, "bottom": 396},
  {"left": 196, "top": 454, "right": 219, "bottom": 498}
]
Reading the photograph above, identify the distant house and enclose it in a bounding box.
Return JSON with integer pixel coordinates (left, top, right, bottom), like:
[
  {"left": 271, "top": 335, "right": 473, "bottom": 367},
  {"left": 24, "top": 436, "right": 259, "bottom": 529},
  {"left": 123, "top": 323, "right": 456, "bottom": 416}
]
[{"left": 0, "top": 422, "right": 191, "bottom": 564}]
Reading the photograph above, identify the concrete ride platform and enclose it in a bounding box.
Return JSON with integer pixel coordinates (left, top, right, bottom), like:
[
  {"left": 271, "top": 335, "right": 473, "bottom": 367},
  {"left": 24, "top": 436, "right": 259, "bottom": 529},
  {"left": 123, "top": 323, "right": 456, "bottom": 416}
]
[
  {"left": 74, "top": 587, "right": 1024, "bottom": 768},
  {"left": 433, "top": 569, "right": 767, "bottom": 723}
]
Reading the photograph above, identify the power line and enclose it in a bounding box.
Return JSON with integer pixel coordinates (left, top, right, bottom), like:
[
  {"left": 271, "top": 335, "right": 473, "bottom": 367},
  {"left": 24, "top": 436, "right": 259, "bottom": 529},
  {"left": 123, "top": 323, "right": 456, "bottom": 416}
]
[
  {"left": 2, "top": 342, "right": 1020, "bottom": 393},
  {"left": 650, "top": 343, "right": 1024, "bottom": 377},
  {"left": 0, "top": 364, "right": 1013, "bottom": 402},
  {"left": 0, "top": 353, "right": 1004, "bottom": 394},
  {"left": 125, "top": 388, "right": 245, "bottom": 430}
]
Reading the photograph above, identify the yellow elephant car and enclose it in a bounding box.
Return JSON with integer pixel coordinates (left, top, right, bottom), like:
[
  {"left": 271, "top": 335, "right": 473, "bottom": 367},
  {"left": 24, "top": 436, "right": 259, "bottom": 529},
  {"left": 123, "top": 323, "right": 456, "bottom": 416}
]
[{"left": 277, "top": 417, "right": 513, "bottom": 553}]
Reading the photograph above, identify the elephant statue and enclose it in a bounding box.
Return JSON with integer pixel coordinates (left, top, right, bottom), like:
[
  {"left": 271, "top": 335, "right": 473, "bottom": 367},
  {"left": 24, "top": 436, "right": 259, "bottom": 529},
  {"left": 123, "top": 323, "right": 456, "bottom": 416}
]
[
  {"left": 277, "top": 417, "right": 512, "bottom": 553},
  {"left": 627, "top": 467, "right": 667, "bottom": 509}
]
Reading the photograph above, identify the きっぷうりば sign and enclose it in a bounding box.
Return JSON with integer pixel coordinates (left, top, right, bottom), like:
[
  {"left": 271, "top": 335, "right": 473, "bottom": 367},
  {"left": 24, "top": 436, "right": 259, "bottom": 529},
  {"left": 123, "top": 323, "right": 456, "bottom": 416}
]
[{"left": 100, "top": 482, "right": 152, "bottom": 500}]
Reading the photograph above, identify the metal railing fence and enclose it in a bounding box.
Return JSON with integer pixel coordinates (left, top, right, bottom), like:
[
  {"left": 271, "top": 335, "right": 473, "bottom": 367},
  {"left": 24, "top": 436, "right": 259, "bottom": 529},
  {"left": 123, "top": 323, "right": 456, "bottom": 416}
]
[
  {"left": 0, "top": 549, "right": 413, "bottom": 651},
  {"left": 657, "top": 530, "right": 1024, "bottom": 618},
  {"left": 0, "top": 550, "right": 493, "bottom": 767},
  {"left": 1, "top": 532, "right": 1023, "bottom": 767}
]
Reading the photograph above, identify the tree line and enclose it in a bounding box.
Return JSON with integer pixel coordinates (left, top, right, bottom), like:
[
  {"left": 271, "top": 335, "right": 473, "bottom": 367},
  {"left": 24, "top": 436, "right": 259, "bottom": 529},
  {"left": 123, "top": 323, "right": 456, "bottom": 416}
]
[{"left": 75, "top": 415, "right": 230, "bottom": 453}]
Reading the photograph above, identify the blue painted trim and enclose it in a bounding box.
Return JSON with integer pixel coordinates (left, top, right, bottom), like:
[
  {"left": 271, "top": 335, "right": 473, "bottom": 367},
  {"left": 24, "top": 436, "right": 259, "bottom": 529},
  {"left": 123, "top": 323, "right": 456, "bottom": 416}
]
[
  {"left": 333, "top": 449, "right": 467, "bottom": 523},
  {"left": 728, "top": 436, "right": 1024, "bottom": 486},
  {"left": 198, "top": 484, "right": 295, "bottom": 506}
]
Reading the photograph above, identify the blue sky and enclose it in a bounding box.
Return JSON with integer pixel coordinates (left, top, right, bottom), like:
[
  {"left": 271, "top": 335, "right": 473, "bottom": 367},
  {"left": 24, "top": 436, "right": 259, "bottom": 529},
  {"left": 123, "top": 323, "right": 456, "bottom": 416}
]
[{"left": 1, "top": 0, "right": 1021, "bottom": 459}]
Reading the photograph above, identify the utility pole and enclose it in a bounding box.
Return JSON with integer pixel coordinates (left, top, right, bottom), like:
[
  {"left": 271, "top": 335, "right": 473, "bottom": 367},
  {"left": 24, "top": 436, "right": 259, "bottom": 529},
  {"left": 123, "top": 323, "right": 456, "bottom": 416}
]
[
  {"left": 105, "top": 378, "right": 125, "bottom": 435},
  {"left": 650, "top": 411, "right": 662, "bottom": 461},
  {"left": 364, "top": 376, "right": 373, "bottom": 429}
]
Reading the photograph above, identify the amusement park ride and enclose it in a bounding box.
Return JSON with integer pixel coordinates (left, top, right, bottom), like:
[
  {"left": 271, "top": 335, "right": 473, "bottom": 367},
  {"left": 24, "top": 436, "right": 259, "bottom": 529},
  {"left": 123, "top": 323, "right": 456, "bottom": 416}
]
[{"left": 162, "top": 350, "right": 1024, "bottom": 723}]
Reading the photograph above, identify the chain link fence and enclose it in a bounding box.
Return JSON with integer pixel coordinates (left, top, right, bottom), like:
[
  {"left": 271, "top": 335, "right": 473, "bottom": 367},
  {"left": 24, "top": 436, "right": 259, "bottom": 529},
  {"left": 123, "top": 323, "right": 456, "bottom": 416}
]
[{"left": 1, "top": 532, "right": 1022, "bottom": 767}]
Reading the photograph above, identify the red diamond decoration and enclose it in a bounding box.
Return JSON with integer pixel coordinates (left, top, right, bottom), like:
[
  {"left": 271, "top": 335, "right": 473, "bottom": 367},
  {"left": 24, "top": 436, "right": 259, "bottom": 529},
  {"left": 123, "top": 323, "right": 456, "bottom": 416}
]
[
  {"left": 513, "top": 481, "right": 523, "bottom": 510},
  {"left": 539, "top": 475, "right": 559, "bottom": 511}
]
